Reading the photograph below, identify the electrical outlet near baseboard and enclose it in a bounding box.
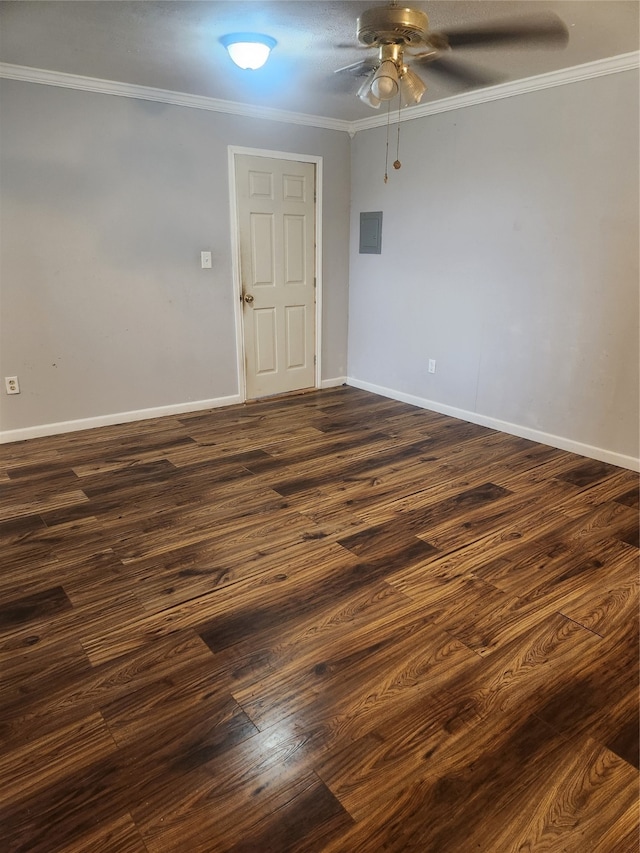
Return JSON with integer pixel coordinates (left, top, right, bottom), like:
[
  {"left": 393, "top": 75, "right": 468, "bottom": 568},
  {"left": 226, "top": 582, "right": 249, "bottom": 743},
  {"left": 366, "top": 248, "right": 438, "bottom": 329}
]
[
  {"left": 428, "top": 359, "right": 436, "bottom": 374},
  {"left": 5, "top": 376, "right": 20, "bottom": 394}
]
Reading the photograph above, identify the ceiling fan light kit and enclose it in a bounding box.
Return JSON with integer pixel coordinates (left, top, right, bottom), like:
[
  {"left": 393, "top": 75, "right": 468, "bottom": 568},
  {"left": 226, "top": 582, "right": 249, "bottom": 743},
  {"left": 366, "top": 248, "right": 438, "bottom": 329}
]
[{"left": 220, "top": 33, "right": 277, "bottom": 70}]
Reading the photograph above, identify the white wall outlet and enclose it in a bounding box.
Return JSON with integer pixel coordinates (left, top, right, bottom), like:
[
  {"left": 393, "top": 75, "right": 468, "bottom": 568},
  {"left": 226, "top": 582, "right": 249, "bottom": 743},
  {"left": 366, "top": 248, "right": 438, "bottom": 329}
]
[
  {"left": 200, "top": 251, "right": 212, "bottom": 269},
  {"left": 428, "top": 359, "right": 436, "bottom": 374},
  {"left": 5, "top": 376, "right": 20, "bottom": 394}
]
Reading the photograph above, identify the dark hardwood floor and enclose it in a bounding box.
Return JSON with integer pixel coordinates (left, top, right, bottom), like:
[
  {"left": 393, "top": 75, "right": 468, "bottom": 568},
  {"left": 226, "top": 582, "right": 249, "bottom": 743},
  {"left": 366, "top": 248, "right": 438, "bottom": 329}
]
[{"left": 0, "top": 386, "right": 638, "bottom": 852}]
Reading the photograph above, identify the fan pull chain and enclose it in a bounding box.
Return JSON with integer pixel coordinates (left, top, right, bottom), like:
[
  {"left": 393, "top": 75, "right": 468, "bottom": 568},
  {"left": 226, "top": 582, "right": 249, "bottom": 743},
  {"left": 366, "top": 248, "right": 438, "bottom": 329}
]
[
  {"left": 394, "top": 89, "right": 402, "bottom": 170},
  {"left": 384, "top": 99, "right": 391, "bottom": 183}
]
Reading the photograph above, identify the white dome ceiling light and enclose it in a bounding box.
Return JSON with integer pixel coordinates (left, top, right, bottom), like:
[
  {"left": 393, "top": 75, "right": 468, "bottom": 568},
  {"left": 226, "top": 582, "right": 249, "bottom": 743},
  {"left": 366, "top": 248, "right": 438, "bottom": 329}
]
[{"left": 220, "top": 33, "right": 277, "bottom": 70}]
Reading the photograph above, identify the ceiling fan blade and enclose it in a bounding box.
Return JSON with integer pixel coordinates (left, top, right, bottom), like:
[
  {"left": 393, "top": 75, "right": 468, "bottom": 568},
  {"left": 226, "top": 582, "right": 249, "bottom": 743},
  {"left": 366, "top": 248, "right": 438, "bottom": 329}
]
[
  {"left": 413, "top": 55, "right": 504, "bottom": 89},
  {"left": 436, "top": 13, "right": 569, "bottom": 50},
  {"left": 334, "top": 58, "right": 377, "bottom": 76}
]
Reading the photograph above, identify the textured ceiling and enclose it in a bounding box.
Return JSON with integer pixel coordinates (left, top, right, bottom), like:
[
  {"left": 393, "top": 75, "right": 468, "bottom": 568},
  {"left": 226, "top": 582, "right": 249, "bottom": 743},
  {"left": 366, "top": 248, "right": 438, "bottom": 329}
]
[{"left": 0, "top": 1, "right": 638, "bottom": 121}]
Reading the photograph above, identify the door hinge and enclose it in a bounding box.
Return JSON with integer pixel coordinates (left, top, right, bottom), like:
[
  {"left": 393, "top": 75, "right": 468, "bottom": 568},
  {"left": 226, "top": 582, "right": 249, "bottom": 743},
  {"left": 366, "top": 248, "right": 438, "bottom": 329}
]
[
  {"left": 314, "top": 355, "right": 317, "bottom": 366},
  {"left": 313, "top": 277, "right": 316, "bottom": 288}
]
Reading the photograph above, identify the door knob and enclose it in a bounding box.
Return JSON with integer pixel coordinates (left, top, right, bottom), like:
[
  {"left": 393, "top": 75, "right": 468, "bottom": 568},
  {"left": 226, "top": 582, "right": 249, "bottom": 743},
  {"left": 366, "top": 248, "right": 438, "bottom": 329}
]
[{"left": 244, "top": 293, "right": 254, "bottom": 304}]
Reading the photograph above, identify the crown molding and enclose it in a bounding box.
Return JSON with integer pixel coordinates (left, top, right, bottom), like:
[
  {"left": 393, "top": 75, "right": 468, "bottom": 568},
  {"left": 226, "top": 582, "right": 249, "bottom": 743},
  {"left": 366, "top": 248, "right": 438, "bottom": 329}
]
[
  {"left": 0, "top": 62, "right": 352, "bottom": 133},
  {"left": 1, "top": 51, "right": 637, "bottom": 135},
  {"left": 350, "top": 50, "right": 640, "bottom": 132}
]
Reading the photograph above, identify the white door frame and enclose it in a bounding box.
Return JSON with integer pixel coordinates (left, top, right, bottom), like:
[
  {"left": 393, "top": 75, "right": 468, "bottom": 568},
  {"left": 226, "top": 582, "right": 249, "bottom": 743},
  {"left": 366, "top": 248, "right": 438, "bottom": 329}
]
[{"left": 228, "top": 146, "right": 323, "bottom": 402}]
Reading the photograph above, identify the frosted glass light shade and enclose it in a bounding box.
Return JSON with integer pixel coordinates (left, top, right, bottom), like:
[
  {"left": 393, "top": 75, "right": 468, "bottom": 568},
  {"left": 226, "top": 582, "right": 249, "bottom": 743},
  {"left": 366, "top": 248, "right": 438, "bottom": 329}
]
[
  {"left": 220, "top": 33, "right": 277, "bottom": 70},
  {"left": 370, "top": 60, "right": 399, "bottom": 100},
  {"left": 400, "top": 67, "right": 427, "bottom": 105},
  {"left": 357, "top": 76, "right": 381, "bottom": 108}
]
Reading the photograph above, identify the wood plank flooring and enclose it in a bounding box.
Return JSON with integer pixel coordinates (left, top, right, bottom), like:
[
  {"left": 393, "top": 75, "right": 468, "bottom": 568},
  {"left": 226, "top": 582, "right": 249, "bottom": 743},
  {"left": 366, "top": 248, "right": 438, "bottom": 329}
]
[{"left": 0, "top": 386, "right": 638, "bottom": 852}]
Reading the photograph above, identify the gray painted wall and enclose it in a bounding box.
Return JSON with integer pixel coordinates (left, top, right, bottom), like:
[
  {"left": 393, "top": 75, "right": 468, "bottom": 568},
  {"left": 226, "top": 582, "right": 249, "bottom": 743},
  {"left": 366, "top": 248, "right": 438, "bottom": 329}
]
[
  {"left": 2, "top": 71, "right": 638, "bottom": 466},
  {"left": 0, "top": 79, "right": 351, "bottom": 432},
  {"left": 348, "top": 71, "right": 639, "bottom": 463}
]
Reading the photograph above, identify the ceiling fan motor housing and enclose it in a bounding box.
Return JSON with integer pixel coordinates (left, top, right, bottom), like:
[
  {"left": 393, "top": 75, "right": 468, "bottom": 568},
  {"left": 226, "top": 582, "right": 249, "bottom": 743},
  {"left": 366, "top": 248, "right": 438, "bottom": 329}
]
[{"left": 357, "top": 6, "right": 430, "bottom": 46}]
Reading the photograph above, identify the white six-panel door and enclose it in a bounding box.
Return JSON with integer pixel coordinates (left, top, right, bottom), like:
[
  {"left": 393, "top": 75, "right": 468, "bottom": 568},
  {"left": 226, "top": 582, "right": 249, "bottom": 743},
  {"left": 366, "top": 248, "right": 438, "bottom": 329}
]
[{"left": 235, "top": 154, "right": 316, "bottom": 400}]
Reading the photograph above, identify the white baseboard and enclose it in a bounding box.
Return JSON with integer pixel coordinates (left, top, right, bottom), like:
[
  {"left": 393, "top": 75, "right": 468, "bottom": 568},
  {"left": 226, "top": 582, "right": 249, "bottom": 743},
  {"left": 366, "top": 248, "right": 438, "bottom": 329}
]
[
  {"left": 347, "top": 377, "right": 640, "bottom": 473},
  {"left": 0, "top": 382, "right": 350, "bottom": 444},
  {"left": 4, "top": 379, "right": 637, "bottom": 473},
  {"left": 0, "top": 394, "right": 243, "bottom": 444},
  {"left": 0, "top": 383, "right": 349, "bottom": 444},
  {"left": 320, "top": 376, "right": 347, "bottom": 389}
]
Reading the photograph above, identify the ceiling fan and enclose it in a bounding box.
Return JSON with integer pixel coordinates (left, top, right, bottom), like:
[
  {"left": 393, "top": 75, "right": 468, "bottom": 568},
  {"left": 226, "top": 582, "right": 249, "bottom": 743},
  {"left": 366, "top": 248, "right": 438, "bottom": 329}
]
[{"left": 335, "top": 3, "right": 569, "bottom": 109}]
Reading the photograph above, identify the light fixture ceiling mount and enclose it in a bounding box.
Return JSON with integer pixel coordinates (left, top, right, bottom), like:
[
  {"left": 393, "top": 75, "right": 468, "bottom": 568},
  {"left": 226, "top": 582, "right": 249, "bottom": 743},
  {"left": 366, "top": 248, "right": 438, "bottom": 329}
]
[{"left": 220, "top": 33, "right": 277, "bottom": 70}]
